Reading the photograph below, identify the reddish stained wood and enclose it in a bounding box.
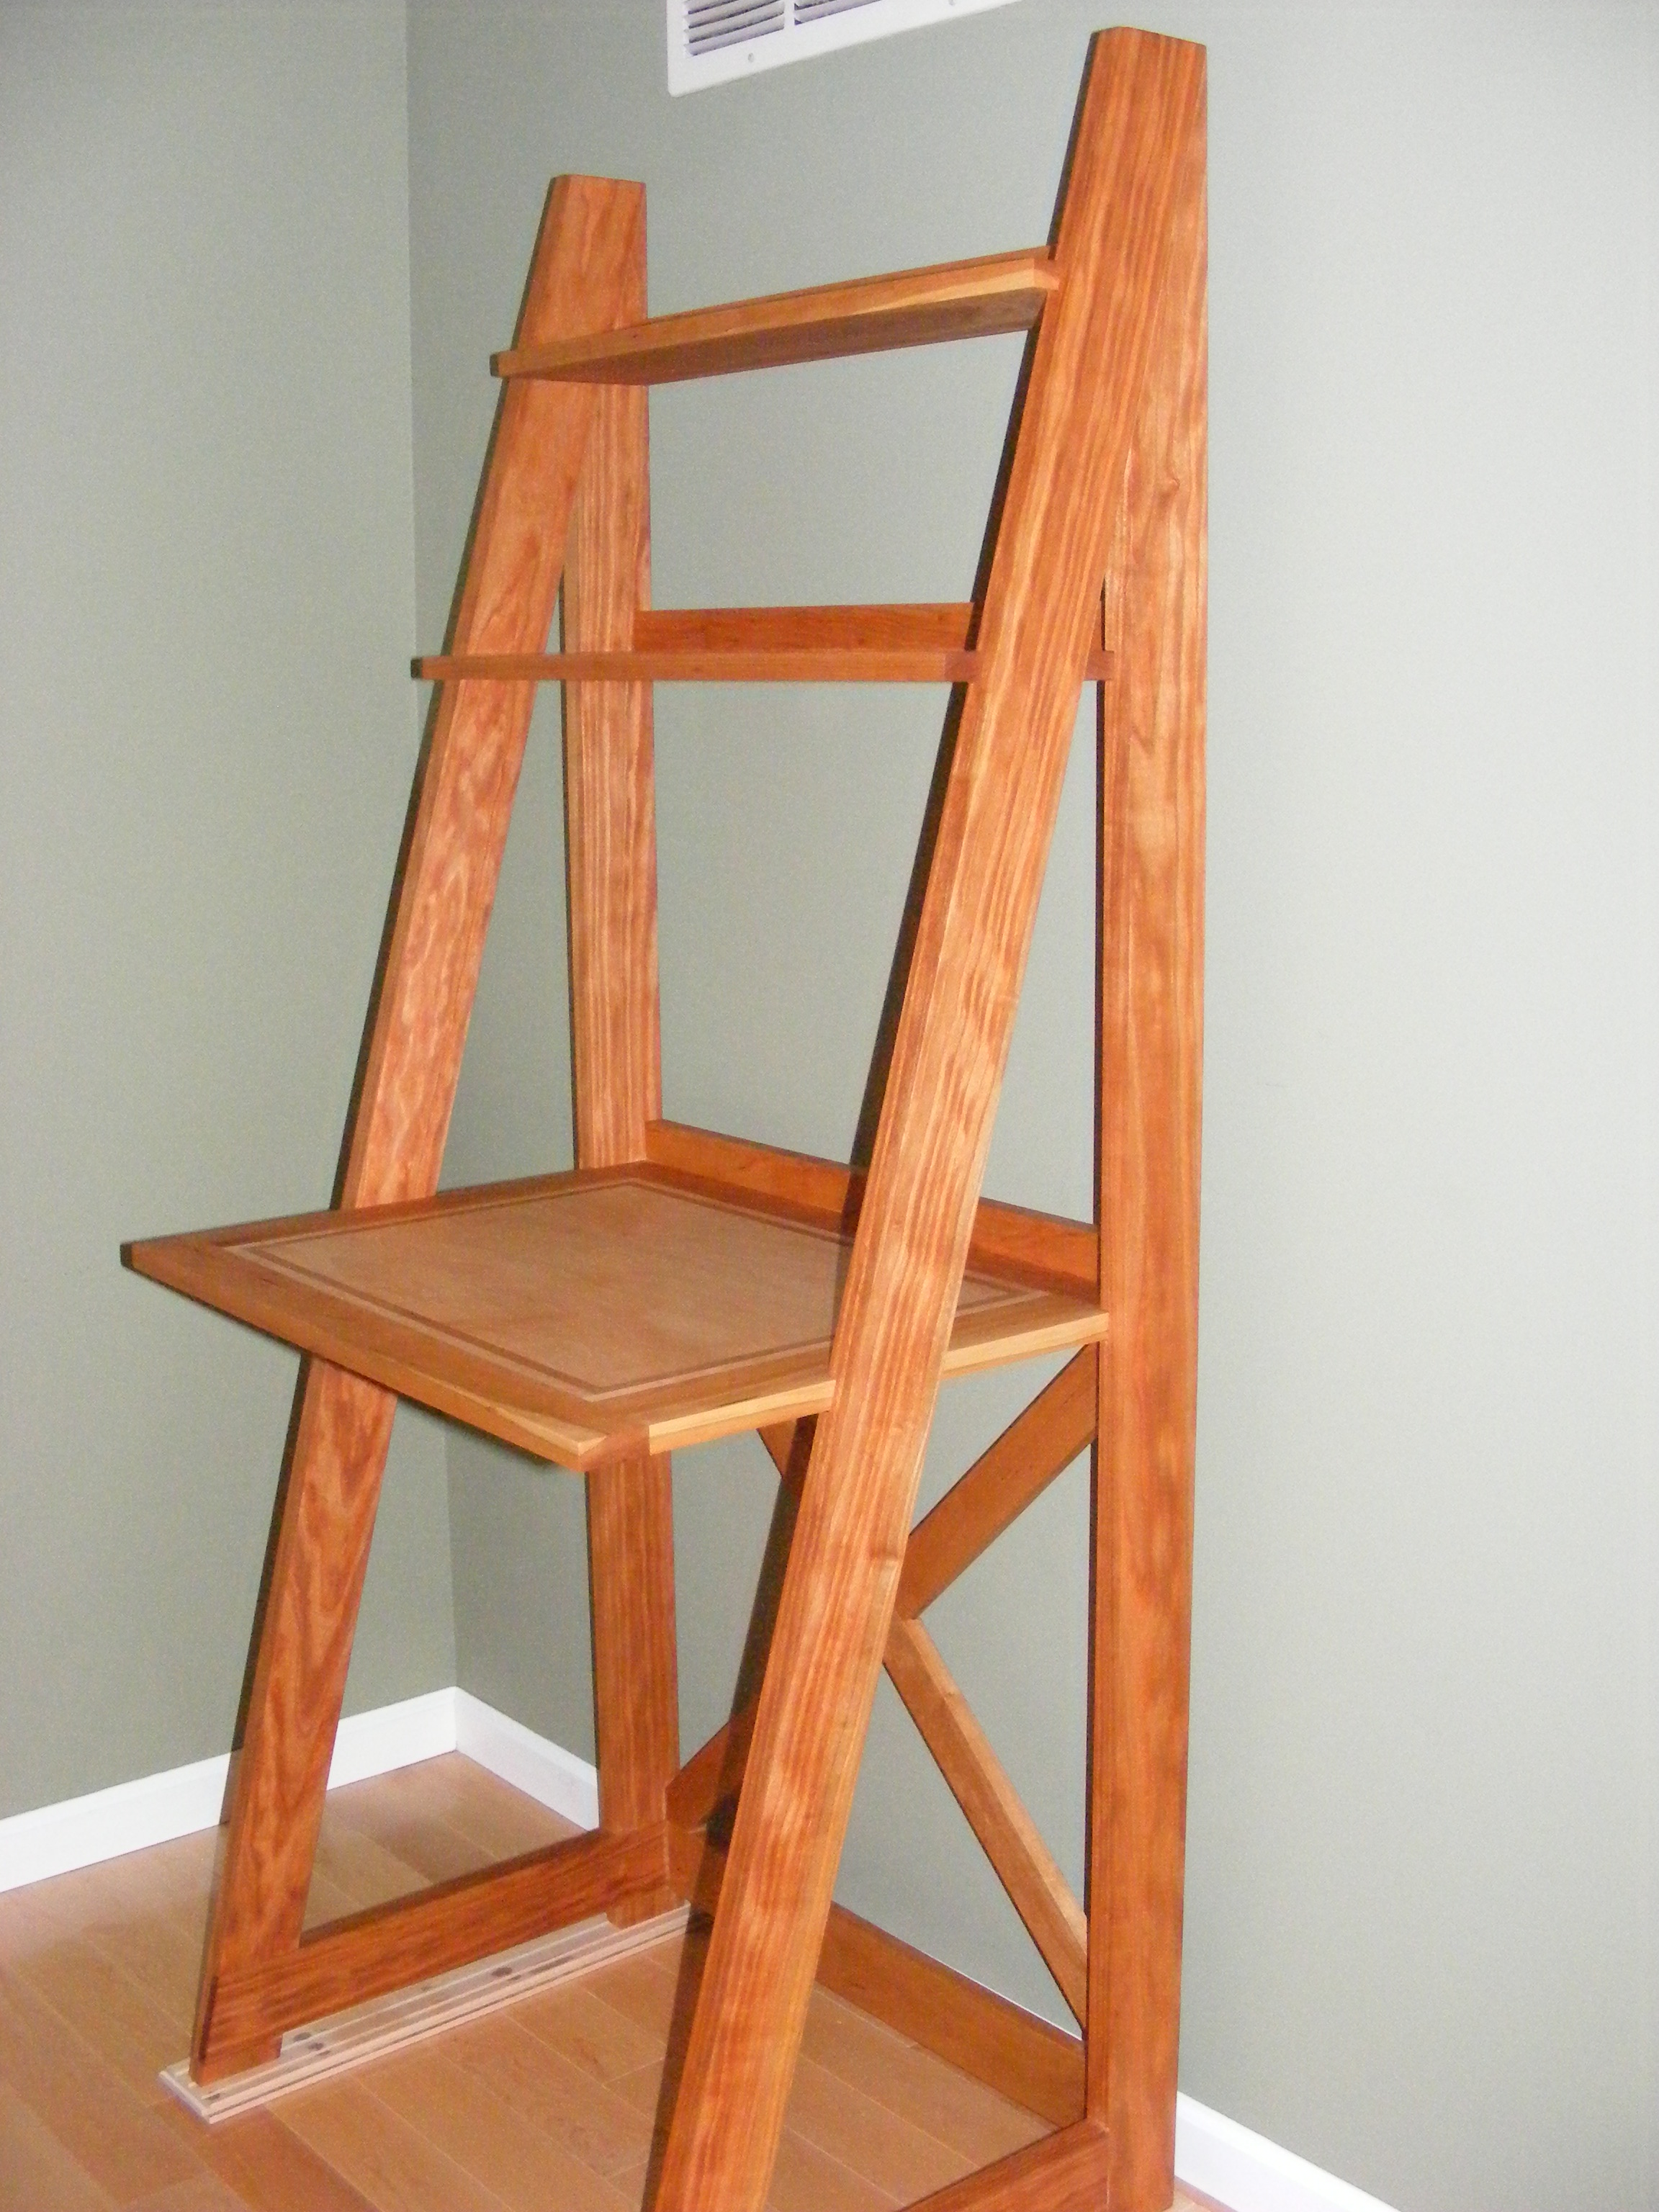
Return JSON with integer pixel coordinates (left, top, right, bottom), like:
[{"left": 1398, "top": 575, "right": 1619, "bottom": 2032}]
[
  {"left": 188, "top": 175, "right": 647, "bottom": 2085},
  {"left": 653, "top": 35, "right": 1207, "bottom": 2211},
  {"left": 204, "top": 1824, "right": 667, "bottom": 2055},
  {"left": 665, "top": 1827, "right": 1084, "bottom": 2131},
  {"left": 896, "top": 1348, "right": 1097, "bottom": 1619},
  {"left": 884, "top": 1617, "right": 1087, "bottom": 2026},
  {"left": 493, "top": 248, "right": 1057, "bottom": 385},
  {"left": 563, "top": 193, "right": 680, "bottom": 1925},
  {"left": 665, "top": 1700, "right": 759, "bottom": 1830},
  {"left": 1086, "top": 56, "right": 1208, "bottom": 2212},
  {"left": 644, "top": 1118, "right": 1099, "bottom": 1298},
  {"left": 412, "top": 603, "right": 1113, "bottom": 683},
  {"left": 902, "top": 2121, "right": 1110, "bottom": 2212},
  {"left": 191, "top": 1359, "right": 392, "bottom": 2081}
]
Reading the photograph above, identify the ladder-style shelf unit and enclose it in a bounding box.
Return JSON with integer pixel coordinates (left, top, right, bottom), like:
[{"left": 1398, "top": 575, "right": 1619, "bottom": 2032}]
[{"left": 125, "top": 29, "right": 1206, "bottom": 2211}]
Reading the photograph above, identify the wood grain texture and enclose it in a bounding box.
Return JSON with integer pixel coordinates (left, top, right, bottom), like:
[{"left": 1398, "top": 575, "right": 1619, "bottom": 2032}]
[
  {"left": 415, "top": 603, "right": 1112, "bottom": 685},
  {"left": 181, "top": 175, "right": 648, "bottom": 2085},
  {"left": 896, "top": 1348, "right": 1097, "bottom": 1618},
  {"left": 644, "top": 1119, "right": 1100, "bottom": 1298},
  {"left": 652, "top": 36, "right": 1206, "bottom": 2210},
  {"left": 664, "top": 1828, "right": 1084, "bottom": 2132},
  {"left": 902, "top": 2121, "right": 1110, "bottom": 2212},
  {"left": 204, "top": 1825, "right": 668, "bottom": 2055},
  {"left": 494, "top": 248, "right": 1057, "bottom": 385},
  {"left": 1086, "top": 53, "right": 1208, "bottom": 2212},
  {"left": 189, "top": 1362, "right": 395, "bottom": 2081},
  {"left": 125, "top": 1170, "right": 1105, "bottom": 1475},
  {"left": 559, "top": 189, "right": 681, "bottom": 1928},
  {"left": 883, "top": 1617, "right": 1088, "bottom": 2026}
]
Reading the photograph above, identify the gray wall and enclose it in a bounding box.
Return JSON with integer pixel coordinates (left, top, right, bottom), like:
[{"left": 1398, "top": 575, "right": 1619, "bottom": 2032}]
[
  {"left": 409, "top": 6, "right": 1659, "bottom": 2210},
  {"left": 1, "top": 0, "right": 456, "bottom": 1817}
]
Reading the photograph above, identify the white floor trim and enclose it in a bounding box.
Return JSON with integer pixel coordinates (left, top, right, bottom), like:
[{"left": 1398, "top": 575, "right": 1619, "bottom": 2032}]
[
  {"left": 0, "top": 1686, "right": 459, "bottom": 1895},
  {"left": 1177, "top": 2093, "right": 1400, "bottom": 2212},
  {"left": 454, "top": 1688, "right": 598, "bottom": 1830}
]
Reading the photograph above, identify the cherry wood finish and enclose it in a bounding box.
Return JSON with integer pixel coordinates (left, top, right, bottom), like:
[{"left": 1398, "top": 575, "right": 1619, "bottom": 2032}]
[
  {"left": 206, "top": 1825, "right": 668, "bottom": 2056},
  {"left": 896, "top": 1346, "right": 1097, "bottom": 1619},
  {"left": 415, "top": 600, "right": 1114, "bottom": 685},
  {"left": 652, "top": 35, "right": 1207, "bottom": 2211},
  {"left": 906, "top": 2123, "right": 1111, "bottom": 2212},
  {"left": 664, "top": 1826, "right": 1086, "bottom": 2133},
  {"left": 126, "top": 35, "right": 1205, "bottom": 2206},
  {"left": 179, "top": 175, "right": 648, "bottom": 2085},
  {"left": 125, "top": 1169, "right": 1107, "bottom": 1473},
  {"left": 1085, "top": 54, "right": 1208, "bottom": 2212},
  {"left": 643, "top": 1119, "right": 1100, "bottom": 1298},
  {"left": 494, "top": 248, "right": 1057, "bottom": 385},
  {"left": 884, "top": 1617, "right": 1088, "bottom": 2026},
  {"left": 561, "top": 204, "right": 681, "bottom": 1927}
]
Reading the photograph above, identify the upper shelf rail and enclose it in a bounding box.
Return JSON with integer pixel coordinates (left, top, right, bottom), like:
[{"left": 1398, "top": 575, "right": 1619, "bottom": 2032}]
[
  {"left": 493, "top": 248, "right": 1057, "bottom": 386},
  {"left": 415, "top": 604, "right": 1114, "bottom": 686}
]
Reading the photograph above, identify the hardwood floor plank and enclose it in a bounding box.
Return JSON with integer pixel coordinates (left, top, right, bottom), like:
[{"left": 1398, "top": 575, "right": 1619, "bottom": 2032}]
[
  {"left": 0, "top": 2076, "right": 116, "bottom": 2211},
  {"left": 799, "top": 1990, "right": 1047, "bottom": 2170},
  {"left": 0, "top": 1969, "right": 204, "bottom": 2200},
  {"left": 782, "top": 2051, "right": 972, "bottom": 2203},
  {"left": 510, "top": 1979, "right": 665, "bottom": 2083},
  {"left": 14, "top": 1935, "right": 189, "bottom": 2104},
  {"left": 153, "top": 2100, "right": 380, "bottom": 2212},
  {"left": 437, "top": 2010, "right": 654, "bottom": 2178},
  {"left": 766, "top": 2126, "right": 901, "bottom": 2212},
  {"left": 282, "top": 2077, "right": 513, "bottom": 2212},
  {"left": 364, "top": 2042, "right": 631, "bottom": 2211},
  {"left": 126, "top": 2174, "right": 253, "bottom": 2211}
]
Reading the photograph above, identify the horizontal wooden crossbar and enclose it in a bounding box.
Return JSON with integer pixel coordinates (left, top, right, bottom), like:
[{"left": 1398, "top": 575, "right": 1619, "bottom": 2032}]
[
  {"left": 493, "top": 248, "right": 1057, "bottom": 385},
  {"left": 199, "top": 1822, "right": 667, "bottom": 2071},
  {"left": 415, "top": 603, "right": 1114, "bottom": 685},
  {"left": 644, "top": 1120, "right": 1099, "bottom": 1298},
  {"left": 665, "top": 1825, "right": 1084, "bottom": 2130}
]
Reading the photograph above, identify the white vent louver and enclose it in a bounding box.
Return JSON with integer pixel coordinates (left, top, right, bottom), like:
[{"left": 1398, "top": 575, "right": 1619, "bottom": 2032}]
[{"left": 670, "top": 0, "right": 1025, "bottom": 96}]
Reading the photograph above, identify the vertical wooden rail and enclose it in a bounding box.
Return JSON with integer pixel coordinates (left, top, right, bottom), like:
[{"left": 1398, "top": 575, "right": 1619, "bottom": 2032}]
[
  {"left": 651, "top": 33, "right": 1208, "bottom": 2210},
  {"left": 1087, "top": 59, "right": 1207, "bottom": 2210},
  {"left": 562, "top": 192, "right": 681, "bottom": 1921},
  {"left": 189, "top": 175, "right": 646, "bottom": 2082}
]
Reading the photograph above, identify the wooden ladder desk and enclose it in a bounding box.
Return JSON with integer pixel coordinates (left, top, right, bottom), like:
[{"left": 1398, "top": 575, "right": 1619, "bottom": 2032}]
[{"left": 125, "top": 27, "right": 1207, "bottom": 2210}]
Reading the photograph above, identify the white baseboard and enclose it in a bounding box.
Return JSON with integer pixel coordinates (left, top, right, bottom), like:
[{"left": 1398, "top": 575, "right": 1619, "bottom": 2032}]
[
  {"left": 0, "top": 1685, "right": 460, "bottom": 1894},
  {"left": 0, "top": 1699, "right": 1393, "bottom": 2212},
  {"left": 453, "top": 1689, "right": 599, "bottom": 1830},
  {"left": 1177, "top": 2093, "right": 1399, "bottom": 2212}
]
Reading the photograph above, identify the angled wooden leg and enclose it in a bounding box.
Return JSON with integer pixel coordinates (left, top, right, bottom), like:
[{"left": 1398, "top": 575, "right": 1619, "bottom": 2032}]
[
  {"left": 191, "top": 1360, "right": 394, "bottom": 2078},
  {"left": 1087, "top": 66, "right": 1208, "bottom": 2211},
  {"left": 563, "top": 202, "right": 680, "bottom": 1919},
  {"left": 651, "top": 35, "right": 1207, "bottom": 2209},
  {"left": 189, "top": 174, "right": 650, "bottom": 2083}
]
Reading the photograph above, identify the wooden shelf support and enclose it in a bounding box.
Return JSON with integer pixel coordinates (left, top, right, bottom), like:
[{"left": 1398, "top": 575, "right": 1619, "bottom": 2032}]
[{"left": 125, "top": 30, "right": 1205, "bottom": 2212}]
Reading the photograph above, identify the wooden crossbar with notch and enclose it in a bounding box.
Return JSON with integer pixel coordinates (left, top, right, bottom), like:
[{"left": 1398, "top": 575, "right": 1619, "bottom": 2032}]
[{"left": 123, "top": 29, "right": 1205, "bottom": 2211}]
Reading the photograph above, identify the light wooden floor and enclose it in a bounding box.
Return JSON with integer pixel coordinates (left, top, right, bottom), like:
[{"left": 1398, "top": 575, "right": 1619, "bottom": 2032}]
[{"left": 0, "top": 1754, "right": 1214, "bottom": 2211}]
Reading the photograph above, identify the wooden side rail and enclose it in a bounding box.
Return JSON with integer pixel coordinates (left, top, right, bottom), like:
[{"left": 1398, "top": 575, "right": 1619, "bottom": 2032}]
[
  {"left": 198, "top": 1822, "right": 667, "bottom": 2071},
  {"left": 644, "top": 1119, "right": 1099, "bottom": 1298},
  {"left": 415, "top": 603, "right": 1113, "bottom": 685},
  {"left": 494, "top": 248, "right": 1056, "bottom": 385},
  {"left": 905, "top": 2123, "right": 1110, "bottom": 2212}
]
